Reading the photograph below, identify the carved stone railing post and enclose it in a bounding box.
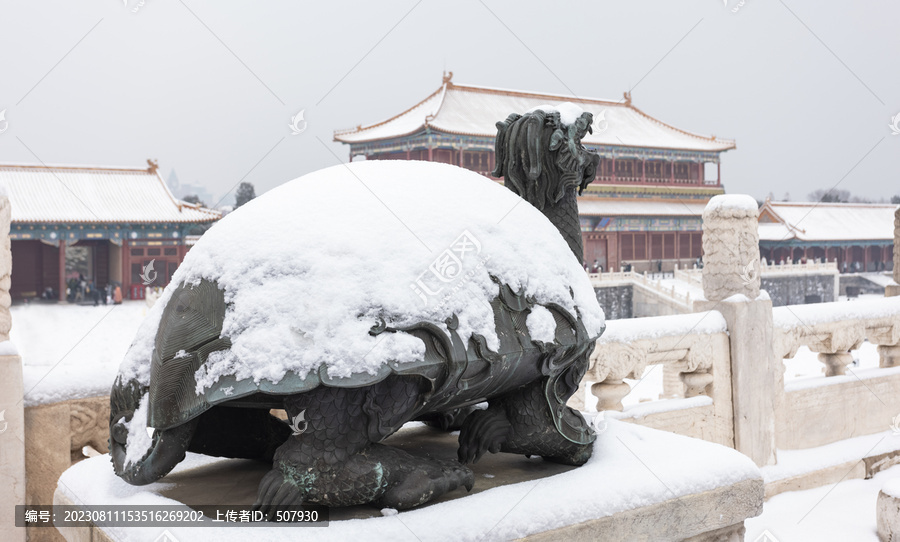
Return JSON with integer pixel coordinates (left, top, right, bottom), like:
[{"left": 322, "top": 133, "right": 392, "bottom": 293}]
[
  {"left": 0, "top": 190, "right": 25, "bottom": 542},
  {"left": 868, "top": 319, "right": 900, "bottom": 369},
  {"left": 591, "top": 380, "right": 632, "bottom": 411},
  {"left": 818, "top": 352, "right": 854, "bottom": 376},
  {"left": 661, "top": 364, "right": 685, "bottom": 399},
  {"left": 887, "top": 207, "right": 899, "bottom": 297},
  {"left": 588, "top": 343, "right": 648, "bottom": 411},
  {"left": 695, "top": 194, "right": 778, "bottom": 467}
]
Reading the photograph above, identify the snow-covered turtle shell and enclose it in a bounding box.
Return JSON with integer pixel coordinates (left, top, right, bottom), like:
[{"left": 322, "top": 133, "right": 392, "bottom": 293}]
[{"left": 117, "top": 161, "right": 605, "bottom": 430}]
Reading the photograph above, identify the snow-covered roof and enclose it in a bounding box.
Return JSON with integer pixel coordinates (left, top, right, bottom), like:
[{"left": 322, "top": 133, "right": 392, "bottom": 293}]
[
  {"left": 577, "top": 198, "right": 707, "bottom": 217},
  {"left": 0, "top": 163, "right": 221, "bottom": 224},
  {"left": 334, "top": 78, "right": 736, "bottom": 153},
  {"left": 759, "top": 201, "right": 897, "bottom": 242}
]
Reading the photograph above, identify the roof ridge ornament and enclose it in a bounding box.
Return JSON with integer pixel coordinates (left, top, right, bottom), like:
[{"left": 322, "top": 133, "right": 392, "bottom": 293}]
[
  {"left": 623, "top": 90, "right": 632, "bottom": 106},
  {"left": 147, "top": 159, "right": 159, "bottom": 174},
  {"left": 442, "top": 70, "right": 453, "bottom": 85}
]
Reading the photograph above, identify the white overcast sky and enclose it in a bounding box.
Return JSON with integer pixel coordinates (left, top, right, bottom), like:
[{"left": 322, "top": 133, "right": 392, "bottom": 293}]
[{"left": 0, "top": 0, "right": 897, "bottom": 206}]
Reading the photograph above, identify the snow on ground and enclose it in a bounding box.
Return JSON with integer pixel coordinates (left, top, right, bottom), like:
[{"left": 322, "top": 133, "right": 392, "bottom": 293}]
[
  {"left": 859, "top": 273, "right": 896, "bottom": 288},
  {"left": 746, "top": 463, "right": 900, "bottom": 542},
  {"left": 11, "top": 301, "right": 150, "bottom": 406},
  {"left": 57, "top": 419, "right": 760, "bottom": 542},
  {"left": 656, "top": 276, "right": 704, "bottom": 299},
  {"left": 762, "top": 431, "right": 900, "bottom": 484}
]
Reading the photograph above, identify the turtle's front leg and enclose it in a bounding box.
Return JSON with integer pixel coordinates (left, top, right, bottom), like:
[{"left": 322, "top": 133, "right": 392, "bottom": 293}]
[
  {"left": 253, "top": 379, "right": 474, "bottom": 517},
  {"left": 254, "top": 436, "right": 474, "bottom": 516}
]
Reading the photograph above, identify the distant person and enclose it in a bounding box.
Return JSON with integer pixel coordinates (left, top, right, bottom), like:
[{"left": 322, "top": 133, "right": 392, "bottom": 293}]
[
  {"left": 113, "top": 284, "right": 123, "bottom": 304},
  {"left": 91, "top": 282, "right": 100, "bottom": 306}
]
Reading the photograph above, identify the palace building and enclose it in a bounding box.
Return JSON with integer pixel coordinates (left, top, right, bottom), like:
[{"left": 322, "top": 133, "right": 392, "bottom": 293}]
[
  {"left": 758, "top": 200, "right": 895, "bottom": 272},
  {"left": 1, "top": 161, "right": 220, "bottom": 301},
  {"left": 334, "top": 73, "right": 735, "bottom": 272}
]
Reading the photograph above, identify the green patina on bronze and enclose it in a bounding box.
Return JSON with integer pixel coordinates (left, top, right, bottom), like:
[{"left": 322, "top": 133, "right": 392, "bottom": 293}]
[{"left": 109, "top": 110, "right": 604, "bottom": 516}]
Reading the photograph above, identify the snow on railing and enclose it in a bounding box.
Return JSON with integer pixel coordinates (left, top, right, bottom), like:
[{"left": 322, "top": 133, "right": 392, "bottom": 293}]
[
  {"left": 760, "top": 259, "right": 838, "bottom": 275},
  {"left": 773, "top": 296, "right": 900, "bottom": 450},
  {"left": 577, "top": 310, "right": 734, "bottom": 447},
  {"left": 773, "top": 297, "right": 900, "bottom": 376}
]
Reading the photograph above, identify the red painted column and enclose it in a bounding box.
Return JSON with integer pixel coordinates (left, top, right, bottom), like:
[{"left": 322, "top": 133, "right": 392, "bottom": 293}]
[
  {"left": 641, "top": 159, "right": 646, "bottom": 183},
  {"left": 459, "top": 147, "right": 464, "bottom": 167},
  {"left": 123, "top": 241, "right": 130, "bottom": 300},
  {"left": 670, "top": 161, "right": 675, "bottom": 184},
  {"left": 717, "top": 162, "right": 721, "bottom": 186},
  {"left": 698, "top": 162, "right": 703, "bottom": 185},
  {"left": 58, "top": 240, "right": 66, "bottom": 302},
  {"left": 611, "top": 156, "right": 616, "bottom": 183}
]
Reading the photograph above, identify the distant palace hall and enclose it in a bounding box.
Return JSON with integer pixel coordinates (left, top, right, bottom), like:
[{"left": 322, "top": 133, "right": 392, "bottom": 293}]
[
  {"left": 1, "top": 161, "right": 220, "bottom": 301},
  {"left": 759, "top": 201, "right": 895, "bottom": 272},
  {"left": 335, "top": 73, "right": 735, "bottom": 272}
]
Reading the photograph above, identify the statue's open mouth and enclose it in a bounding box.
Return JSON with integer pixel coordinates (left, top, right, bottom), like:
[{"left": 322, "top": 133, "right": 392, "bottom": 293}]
[{"left": 109, "top": 375, "right": 201, "bottom": 486}]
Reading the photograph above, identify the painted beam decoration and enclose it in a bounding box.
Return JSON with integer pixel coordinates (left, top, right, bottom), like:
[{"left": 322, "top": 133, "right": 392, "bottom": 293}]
[{"left": 10, "top": 223, "right": 190, "bottom": 245}]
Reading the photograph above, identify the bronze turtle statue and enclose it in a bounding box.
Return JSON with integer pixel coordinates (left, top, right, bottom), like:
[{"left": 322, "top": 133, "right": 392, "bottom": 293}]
[{"left": 109, "top": 107, "right": 604, "bottom": 515}]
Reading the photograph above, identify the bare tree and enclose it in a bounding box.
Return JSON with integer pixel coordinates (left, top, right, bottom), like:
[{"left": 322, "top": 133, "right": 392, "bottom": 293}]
[{"left": 807, "top": 189, "right": 850, "bottom": 203}]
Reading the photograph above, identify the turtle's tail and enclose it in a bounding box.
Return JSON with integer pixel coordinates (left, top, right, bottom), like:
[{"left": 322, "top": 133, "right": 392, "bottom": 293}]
[{"left": 109, "top": 375, "right": 198, "bottom": 486}]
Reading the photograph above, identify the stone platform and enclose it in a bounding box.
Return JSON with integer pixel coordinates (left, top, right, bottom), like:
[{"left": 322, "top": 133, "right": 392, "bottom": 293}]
[{"left": 53, "top": 419, "right": 763, "bottom": 542}]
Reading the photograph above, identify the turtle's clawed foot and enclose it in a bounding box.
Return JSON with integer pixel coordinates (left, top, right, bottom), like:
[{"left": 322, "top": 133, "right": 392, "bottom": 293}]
[
  {"left": 378, "top": 459, "right": 474, "bottom": 510},
  {"left": 252, "top": 469, "right": 305, "bottom": 521},
  {"left": 458, "top": 408, "right": 511, "bottom": 464}
]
